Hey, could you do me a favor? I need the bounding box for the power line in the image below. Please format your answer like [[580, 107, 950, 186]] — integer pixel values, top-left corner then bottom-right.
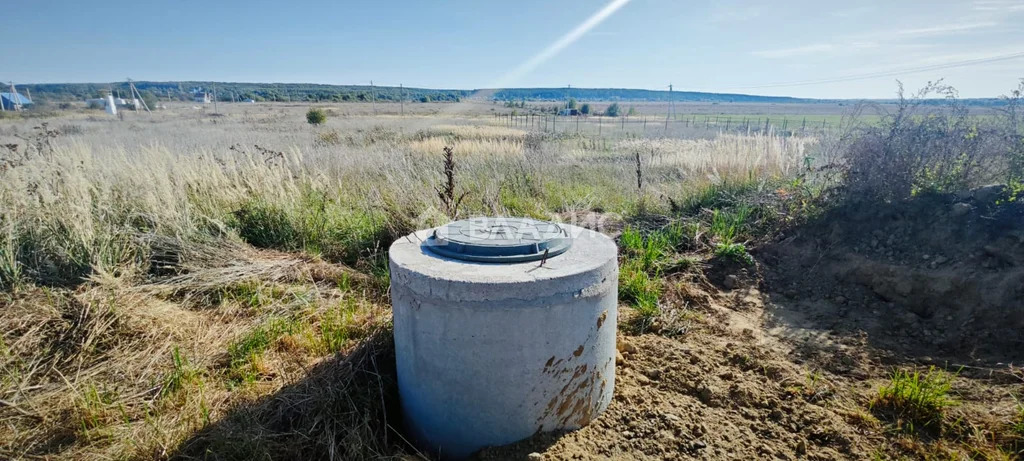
[[728, 51, 1024, 90]]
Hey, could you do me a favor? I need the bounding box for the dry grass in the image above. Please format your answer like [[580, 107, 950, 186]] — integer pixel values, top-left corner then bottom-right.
[[0, 104, 823, 459], [613, 131, 815, 177], [408, 136, 524, 157]]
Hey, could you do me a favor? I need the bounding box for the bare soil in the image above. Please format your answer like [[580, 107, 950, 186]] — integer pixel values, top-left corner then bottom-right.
[[479, 195, 1024, 460]]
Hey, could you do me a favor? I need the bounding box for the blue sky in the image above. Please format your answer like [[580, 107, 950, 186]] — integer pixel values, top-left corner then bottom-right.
[[4, 0, 1023, 98]]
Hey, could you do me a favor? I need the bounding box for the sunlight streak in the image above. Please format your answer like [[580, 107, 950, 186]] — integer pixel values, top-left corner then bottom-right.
[[489, 0, 632, 89]]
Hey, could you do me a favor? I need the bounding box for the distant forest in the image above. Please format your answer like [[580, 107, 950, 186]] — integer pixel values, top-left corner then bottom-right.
[[19, 82, 470, 103], [13, 81, 1007, 106], [486, 88, 812, 104]]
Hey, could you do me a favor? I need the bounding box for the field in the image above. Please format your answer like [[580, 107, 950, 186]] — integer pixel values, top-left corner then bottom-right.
[[1, 99, 1023, 460]]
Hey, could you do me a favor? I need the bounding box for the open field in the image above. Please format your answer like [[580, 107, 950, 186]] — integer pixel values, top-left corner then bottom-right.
[[1, 99, 1023, 460]]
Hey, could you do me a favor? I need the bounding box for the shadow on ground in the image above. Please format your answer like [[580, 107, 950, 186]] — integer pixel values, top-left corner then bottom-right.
[[756, 193, 1024, 370], [171, 327, 416, 460]]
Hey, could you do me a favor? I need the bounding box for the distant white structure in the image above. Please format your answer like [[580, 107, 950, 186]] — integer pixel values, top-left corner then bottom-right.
[[194, 92, 211, 104], [105, 95, 117, 115], [86, 96, 140, 112]]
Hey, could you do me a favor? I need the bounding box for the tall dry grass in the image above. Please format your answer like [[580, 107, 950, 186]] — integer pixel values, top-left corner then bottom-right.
[[0, 105, 823, 459], [0, 109, 817, 288]]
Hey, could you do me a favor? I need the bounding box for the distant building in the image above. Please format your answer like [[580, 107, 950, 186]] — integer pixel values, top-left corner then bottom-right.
[[1, 92, 32, 111], [84, 97, 141, 110], [242, 98, 255, 103], [558, 108, 581, 116], [194, 93, 212, 104]]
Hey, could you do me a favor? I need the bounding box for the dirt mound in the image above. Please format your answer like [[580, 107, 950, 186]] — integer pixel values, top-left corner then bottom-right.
[[760, 192, 1024, 364], [478, 294, 879, 461]]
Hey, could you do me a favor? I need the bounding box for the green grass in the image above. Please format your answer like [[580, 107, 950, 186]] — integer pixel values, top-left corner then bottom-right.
[[230, 199, 297, 250], [713, 242, 754, 265], [76, 383, 123, 433], [228, 194, 396, 265], [619, 227, 676, 328], [161, 347, 203, 397], [1012, 396, 1024, 438], [709, 206, 751, 245], [659, 220, 698, 251], [316, 300, 360, 355], [620, 260, 661, 316], [620, 227, 671, 272], [871, 367, 958, 436], [227, 316, 304, 383], [667, 113, 880, 129], [219, 281, 287, 309]]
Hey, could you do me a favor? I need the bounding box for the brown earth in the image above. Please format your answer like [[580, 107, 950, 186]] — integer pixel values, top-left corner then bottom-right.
[[478, 194, 1024, 460]]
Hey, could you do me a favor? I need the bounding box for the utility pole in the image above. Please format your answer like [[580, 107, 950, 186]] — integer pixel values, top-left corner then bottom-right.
[[370, 80, 377, 115], [127, 78, 151, 113], [24, 87, 30, 103], [213, 85, 218, 113], [665, 84, 675, 131], [8, 82, 20, 111], [400, 83, 404, 116]]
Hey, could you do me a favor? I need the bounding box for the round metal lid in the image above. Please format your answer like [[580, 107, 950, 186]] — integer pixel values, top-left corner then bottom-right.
[[423, 217, 572, 263]]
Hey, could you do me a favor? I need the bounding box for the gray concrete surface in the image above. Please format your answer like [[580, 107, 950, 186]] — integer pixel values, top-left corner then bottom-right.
[[390, 223, 618, 460]]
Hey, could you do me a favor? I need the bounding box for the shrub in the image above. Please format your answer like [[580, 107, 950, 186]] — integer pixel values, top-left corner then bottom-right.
[[315, 130, 342, 146], [580, 103, 591, 115], [306, 107, 327, 125], [842, 82, 1016, 202], [605, 103, 621, 117]]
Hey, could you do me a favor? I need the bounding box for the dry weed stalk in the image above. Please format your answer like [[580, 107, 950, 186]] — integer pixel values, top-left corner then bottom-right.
[[435, 146, 467, 219]]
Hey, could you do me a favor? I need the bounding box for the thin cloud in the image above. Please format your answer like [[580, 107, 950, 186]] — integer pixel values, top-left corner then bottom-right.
[[894, 21, 997, 37], [754, 21, 998, 59], [752, 43, 834, 59], [973, 0, 1024, 12]]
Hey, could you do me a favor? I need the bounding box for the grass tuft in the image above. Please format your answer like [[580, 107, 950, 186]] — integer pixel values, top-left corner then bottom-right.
[[871, 367, 958, 436], [161, 346, 204, 398], [713, 242, 754, 265], [227, 316, 304, 383]]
